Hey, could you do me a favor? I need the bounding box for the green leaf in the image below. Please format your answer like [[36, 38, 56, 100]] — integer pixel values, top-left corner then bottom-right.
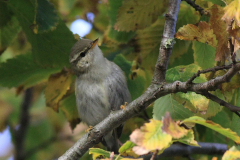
[[34, 0, 59, 33], [176, 2, 201, 31], [193, 41, 216, 70], [153, 94, 194, 120], [0, 1, 13, 28], [182, 116, 240, 144], [0, 16, 21, 53], [119, 141, 136, 154], [108, 0, 135, 43], [203, 0, 226, 6], [175, 130, 199, 146], [166, 64, 207, 83], [114, 54, 151, 100], [59, 93, 80, 130], [0, 54, 61, 88], [114, 0, 168, 32], [8, 0, 77, 67], [89, 148, 111, 159]]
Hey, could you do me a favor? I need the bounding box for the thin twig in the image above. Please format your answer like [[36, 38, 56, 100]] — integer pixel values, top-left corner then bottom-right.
[[182, 0, 205, 15], [200, 92, 240, 116], [150, 150, 158, 160], [186, 64, 234, 84], [14, 88, 33, 160]]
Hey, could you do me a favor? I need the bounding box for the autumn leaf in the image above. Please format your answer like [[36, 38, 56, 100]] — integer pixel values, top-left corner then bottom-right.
[[162, 112, 188, 139], [181, 116, 240, 144], [114, 0, 168, 32], [222, 146, 240, 160], [209, 5, 229, 61], [44, 70, 73, 112], [130, 119, 172, 155], [222, 0, 240, 27], [119, 141, 139, 158], [176, 21, 218, 47], [175, 130, 199, 146]]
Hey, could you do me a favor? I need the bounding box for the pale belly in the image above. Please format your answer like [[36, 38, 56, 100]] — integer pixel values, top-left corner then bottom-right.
[[75, 80, 110, 126]]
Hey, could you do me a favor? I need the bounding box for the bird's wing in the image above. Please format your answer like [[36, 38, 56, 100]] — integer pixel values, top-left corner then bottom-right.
[[105, 62, 131, 111]]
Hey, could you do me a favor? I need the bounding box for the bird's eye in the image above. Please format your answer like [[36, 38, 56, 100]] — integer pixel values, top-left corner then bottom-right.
[[80, 52, 86, 57]]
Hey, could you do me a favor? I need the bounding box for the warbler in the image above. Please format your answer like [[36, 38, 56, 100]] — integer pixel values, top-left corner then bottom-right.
[[69, 38, 131, 153]]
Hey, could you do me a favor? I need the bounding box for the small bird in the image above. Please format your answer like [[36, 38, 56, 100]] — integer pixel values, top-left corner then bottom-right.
[[69, 38, 131, 153]]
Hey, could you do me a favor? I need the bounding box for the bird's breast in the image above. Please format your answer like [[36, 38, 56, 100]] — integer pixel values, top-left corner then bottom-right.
[[75, 78, 110, 126]]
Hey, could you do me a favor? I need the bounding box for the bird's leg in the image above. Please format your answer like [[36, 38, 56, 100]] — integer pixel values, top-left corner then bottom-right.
[[85, 126, 93, 132], [120, 102, 128, 110]]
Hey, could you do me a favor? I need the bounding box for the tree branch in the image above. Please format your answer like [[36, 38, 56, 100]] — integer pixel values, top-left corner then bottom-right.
[[200, 92, 240, 115], [182, 0, 205, 15], [152, 0, 180, 83], [143, 142, 227, 159], [14, 88, 33, 160]]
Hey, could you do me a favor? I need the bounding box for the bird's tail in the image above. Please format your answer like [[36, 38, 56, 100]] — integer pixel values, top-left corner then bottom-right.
[[102, 129, 119, 154]]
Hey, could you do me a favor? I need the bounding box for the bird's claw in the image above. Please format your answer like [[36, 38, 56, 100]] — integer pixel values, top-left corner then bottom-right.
[[85, 126, 93, 132], [120, 102, 128, 110]]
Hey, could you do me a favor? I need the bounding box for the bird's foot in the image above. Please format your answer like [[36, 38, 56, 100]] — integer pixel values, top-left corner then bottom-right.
[[120, 102, 128, 110], [85, 126, 93, 132]]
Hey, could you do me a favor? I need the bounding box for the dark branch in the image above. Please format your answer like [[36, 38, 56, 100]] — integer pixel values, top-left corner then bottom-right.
[[186, 64, 234, 84], [143, 142, 227, 159], [14, 88, 33, 160], [182, 0, 205, 15], [200, 92, 240, 116]]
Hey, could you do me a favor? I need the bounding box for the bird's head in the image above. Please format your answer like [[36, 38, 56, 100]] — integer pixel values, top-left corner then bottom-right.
[[69, 38, 100, 73]]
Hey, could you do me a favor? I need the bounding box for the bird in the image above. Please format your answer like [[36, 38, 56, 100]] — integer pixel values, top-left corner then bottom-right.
[[69, 38, 131, 153]]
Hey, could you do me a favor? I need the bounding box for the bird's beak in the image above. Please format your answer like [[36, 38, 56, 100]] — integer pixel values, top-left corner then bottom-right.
[[90, 38, 99, 49]]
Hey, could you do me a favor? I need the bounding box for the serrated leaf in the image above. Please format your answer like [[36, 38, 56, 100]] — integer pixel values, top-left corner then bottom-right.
[[0, 16, 20, 53], [193, 41, 216, 70], [130, 119, 172, 155], [107, 0, 135, 43], [166, 64, 207, 83], [176, 129, 199, 146], [209, 5, 229, 61], [89, 148, 111, 160], [119, 141, 139, 158], [114, 0, 168, 32], [222, 0, 240, 27], [182, 116, 240, 144], [33, 0, 59, 34], [8, 0, 77, 67], [162, 112, 188, 139], [173, 92, 210, 114], [0, 54, 61, 88], [153, 94, 194, 121], [44, 70, 72, 112], [176, 22, 218, 47], [176, 2, 201, 31], [222, 146, 240, 160], [59, 93, 80, 130]]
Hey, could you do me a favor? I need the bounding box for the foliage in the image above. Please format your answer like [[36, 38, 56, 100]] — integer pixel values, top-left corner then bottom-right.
[[0, 0, 240, 159]]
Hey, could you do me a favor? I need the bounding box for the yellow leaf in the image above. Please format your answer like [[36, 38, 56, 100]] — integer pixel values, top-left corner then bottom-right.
[[176, 21, 218, 47], [44, 70, 72, 112], [209, 5, 229, 61], [222, 0, 240, 27], [222, 146, 240, 160], [162, 112, 188, 139], [176, 130, 199, 146], [114, 0, 168, 32], [182, 116, 240, 144], [130, 119, 172, 155]]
